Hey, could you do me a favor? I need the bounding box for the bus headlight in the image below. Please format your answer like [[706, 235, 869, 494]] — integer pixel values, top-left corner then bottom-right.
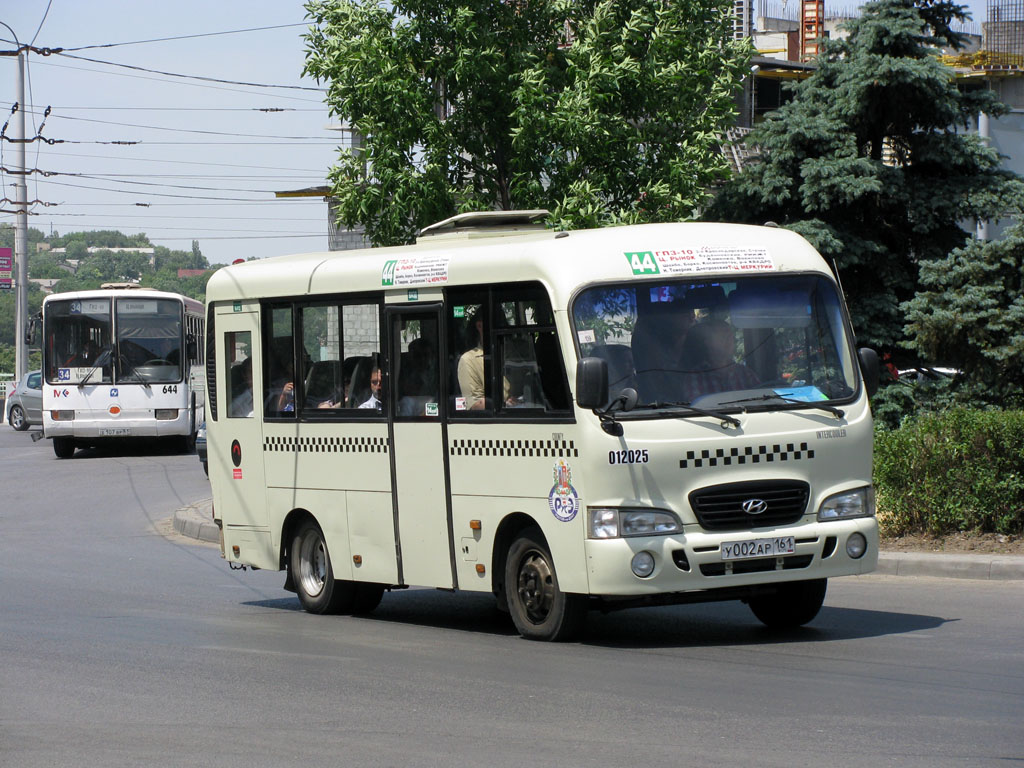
[[631, 551, 656, 578], [155, 409, 179, 420], [588, 508, 681, 539], [50, 410, 75, 421], [818, 486, 875, 521]]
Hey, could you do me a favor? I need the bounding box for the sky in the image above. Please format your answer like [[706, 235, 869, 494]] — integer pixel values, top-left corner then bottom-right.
[[0, 0, 995, 267], [1, 0, 343, 266]]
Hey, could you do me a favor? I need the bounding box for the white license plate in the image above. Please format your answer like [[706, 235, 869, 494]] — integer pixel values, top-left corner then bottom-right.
[[721, 536, 795, 561], [99, 428, 132, 437]]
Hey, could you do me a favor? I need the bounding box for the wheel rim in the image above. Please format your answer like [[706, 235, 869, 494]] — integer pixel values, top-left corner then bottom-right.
[[11, 407, 24, 428], [516, 549, 555, 624], [297, 529, 328, 598]]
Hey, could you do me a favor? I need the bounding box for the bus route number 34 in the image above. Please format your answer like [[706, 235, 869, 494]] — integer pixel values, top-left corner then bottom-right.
[[609, 449, 649, 465], [162, 384, 179, 394]]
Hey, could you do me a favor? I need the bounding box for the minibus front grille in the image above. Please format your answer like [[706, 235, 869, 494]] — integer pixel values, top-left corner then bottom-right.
[[689, 480, 809, 531]]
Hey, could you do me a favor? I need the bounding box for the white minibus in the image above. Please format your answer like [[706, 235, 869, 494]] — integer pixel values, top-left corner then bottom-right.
[[205, 212, 879, 640]]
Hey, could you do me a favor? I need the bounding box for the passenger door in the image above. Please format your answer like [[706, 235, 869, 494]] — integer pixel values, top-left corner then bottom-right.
[[386, 306, 455, 588]]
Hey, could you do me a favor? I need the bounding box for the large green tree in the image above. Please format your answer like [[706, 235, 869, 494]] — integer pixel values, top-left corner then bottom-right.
[[706, 0, 1024, 355], [303, 0, 750, 245], [902, 219, 1024, 405]]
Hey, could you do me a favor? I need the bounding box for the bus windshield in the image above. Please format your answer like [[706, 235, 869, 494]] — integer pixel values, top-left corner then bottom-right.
[[45, 297, 184, 385], [115, 297, 184, 384], [571, 274, 858, 411], [45, 298, 114, 385]]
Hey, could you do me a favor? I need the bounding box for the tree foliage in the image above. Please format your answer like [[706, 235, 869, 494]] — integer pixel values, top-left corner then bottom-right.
[[303, 0, 750, 245], [705, 0, 1024, 354], [902, 219, 1024, 406]]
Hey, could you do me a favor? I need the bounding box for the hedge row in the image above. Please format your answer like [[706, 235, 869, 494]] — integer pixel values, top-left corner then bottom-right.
[[873, 409, 1024, 536]]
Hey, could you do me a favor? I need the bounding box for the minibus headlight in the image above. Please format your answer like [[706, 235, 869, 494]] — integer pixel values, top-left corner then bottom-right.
[[620, 510, 681, 537], [155, 409, 179, 420], [589, 508, 619, 539], [588, 508, 681, 539], [818, 486, 875, 521]]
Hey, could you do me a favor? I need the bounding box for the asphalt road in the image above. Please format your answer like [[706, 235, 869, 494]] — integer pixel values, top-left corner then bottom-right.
[[2, 427, 1023, 767]]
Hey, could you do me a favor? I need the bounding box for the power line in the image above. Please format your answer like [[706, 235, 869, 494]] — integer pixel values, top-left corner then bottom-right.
[[58, 23, 309, 51], [13, 58, 326, 104], [38, 111, 335, 140], [55, 51, 326, 92], [29, 149, 327, 172]]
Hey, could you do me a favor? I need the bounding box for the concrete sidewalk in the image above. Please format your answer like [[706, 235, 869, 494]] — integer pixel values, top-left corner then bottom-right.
[[172, 499, 1024, 581]]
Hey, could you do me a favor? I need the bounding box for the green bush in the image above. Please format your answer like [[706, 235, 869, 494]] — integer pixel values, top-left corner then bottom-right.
[[874, 409, 1024, 536]]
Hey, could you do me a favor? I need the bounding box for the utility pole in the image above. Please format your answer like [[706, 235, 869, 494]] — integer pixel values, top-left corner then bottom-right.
[[1, 22, 29, 382]]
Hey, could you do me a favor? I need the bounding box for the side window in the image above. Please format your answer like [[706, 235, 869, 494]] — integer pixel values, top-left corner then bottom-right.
[[448, 283, 570, 417], [27, 372, 41, 390], [391, 312, 440, 418], [299, 300, 383, 414], [448, 291, 490, 413], [264, 305, 296, 418], [496, 286, 571, 413], [225, 331, 254, 418]]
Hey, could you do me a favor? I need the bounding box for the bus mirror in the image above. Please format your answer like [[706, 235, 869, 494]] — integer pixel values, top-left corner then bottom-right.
[[26, 312, 40, 345], [576, 357, 609, 410], [858, 347, 879, 398]]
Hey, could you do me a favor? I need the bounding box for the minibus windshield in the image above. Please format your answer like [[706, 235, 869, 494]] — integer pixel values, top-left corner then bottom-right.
[[571, 274, 858, 412]]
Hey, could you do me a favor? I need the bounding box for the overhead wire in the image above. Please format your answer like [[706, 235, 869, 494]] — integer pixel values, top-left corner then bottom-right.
[[58, 23, 309, 51]]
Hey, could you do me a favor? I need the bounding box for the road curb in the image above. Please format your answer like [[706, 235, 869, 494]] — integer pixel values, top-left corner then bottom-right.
[[171, 499, 1024, 580], [172, 499, 219, 544]]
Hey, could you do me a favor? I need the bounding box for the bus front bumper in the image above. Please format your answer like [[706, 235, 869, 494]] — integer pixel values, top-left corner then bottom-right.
[[44, 408, 193, 439], [584, 517, 878, 597]]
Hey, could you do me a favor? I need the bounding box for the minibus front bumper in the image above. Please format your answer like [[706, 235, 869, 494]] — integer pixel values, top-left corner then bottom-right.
[[583, 517, 878, 597]]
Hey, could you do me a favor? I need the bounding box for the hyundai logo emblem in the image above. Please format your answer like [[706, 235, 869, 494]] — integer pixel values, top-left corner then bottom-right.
[[742, 498, 768, 515]]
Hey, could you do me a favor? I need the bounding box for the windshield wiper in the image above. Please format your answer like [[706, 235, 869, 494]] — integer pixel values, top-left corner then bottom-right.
[[76, 364, 97, 389], [636, 401, 741, 428], [118, 365, 151, 390], [720, 393, 845, 419]]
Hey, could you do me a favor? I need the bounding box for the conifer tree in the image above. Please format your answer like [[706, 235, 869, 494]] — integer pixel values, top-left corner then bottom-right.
[[706, 0, 1024, 354]]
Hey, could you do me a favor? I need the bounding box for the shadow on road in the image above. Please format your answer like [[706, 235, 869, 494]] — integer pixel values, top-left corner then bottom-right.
[[244, 588, 953, 647]]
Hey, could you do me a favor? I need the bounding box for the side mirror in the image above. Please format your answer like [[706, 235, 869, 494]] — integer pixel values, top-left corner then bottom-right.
[[858, 348, 879, 398], [26, 312, 40, 345], [576, 357, 609, 410]]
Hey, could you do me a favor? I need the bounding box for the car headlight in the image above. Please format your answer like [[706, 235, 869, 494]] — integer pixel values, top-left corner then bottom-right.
[[818, 486, 875, 521], [588, 508, 682, 539]]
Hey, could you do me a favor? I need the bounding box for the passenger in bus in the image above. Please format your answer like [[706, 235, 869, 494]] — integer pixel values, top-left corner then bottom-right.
[[229, 357, 254, 417], [68, 339, 102, 367], [681, 319, 759, 400], [632, 304, 695, 405], [457, 307, 511, 409], [358, 365, 383, 410]]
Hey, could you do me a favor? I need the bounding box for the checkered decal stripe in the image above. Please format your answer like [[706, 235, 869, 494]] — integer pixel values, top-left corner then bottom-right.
[[680, 442, 814, 469], [450, 439, 578, 458], [264, 436, 389, 454]]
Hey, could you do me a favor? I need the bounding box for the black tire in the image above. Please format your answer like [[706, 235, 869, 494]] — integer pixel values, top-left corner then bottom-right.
[[505, 528, 586, 641], [352, 583, 385, 614], [53, 437, 76, 459], [290, 521, 355, 614], [9, 405, 28, 431], [748, 578, 827, 629], [201, 460, 208, 477]]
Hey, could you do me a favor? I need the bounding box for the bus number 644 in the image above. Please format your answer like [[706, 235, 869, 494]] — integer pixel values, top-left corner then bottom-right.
[[162, 384, 178, 395]]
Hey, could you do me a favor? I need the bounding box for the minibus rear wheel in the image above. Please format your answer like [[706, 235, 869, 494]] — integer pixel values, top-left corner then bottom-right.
[[290, 520, 355, 614], [505, 528, 586, 641], [748, 578, 827, 629]]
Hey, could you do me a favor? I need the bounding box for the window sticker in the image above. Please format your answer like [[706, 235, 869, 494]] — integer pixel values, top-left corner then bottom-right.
[[425, 402, 439, 417], [455, 397, 467, 411], [548, 460, 580, 522], [625, 247, 775, 276], [774, 385, 828, 402], [577, 329, 596, 344]]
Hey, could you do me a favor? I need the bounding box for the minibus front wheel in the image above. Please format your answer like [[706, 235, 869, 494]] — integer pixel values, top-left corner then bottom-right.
[[747, 578, 827, 629], [505, 528, 586, 642]]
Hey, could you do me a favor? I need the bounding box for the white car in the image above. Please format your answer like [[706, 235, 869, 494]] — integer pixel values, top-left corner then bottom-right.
[[6, 370, 43, 431]]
